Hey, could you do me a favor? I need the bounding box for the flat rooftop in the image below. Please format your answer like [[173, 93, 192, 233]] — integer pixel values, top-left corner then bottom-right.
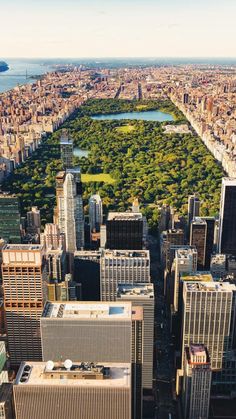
[[117, 283, 154, 299], [15, 362, 131, 388], [42, 301, 133, 320], [3, 244, 43, 251], [185, 281, 236, 292], [107, 212, 143, 221], [181, 272, 213, 282], [102, 250, 149, 258]]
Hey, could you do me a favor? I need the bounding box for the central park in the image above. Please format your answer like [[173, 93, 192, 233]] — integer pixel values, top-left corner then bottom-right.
[[2, 98, 223, 230]]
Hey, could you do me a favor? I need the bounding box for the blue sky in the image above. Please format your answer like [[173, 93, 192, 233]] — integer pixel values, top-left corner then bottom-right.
[[0, 0, 235, 58]]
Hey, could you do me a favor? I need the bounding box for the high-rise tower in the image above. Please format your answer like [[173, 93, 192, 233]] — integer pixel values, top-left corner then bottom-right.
[[89, 194, 103, 233], [219, 177, 236, 256], [2, 244, 47, 366]]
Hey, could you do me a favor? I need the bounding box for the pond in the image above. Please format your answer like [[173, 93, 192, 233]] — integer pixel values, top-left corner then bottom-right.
[[73, 148, 89, 158], [91, 110, 174, 122]]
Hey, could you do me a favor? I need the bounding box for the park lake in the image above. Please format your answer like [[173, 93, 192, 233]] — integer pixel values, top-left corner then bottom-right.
[[91, 109, 174, 122]]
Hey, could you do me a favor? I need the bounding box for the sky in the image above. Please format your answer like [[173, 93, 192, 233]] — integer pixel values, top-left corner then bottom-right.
[[0, 0, 235, 58]]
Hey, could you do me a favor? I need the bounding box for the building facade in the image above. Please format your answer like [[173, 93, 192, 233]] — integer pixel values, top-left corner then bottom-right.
[[219, 177, 236, 256]]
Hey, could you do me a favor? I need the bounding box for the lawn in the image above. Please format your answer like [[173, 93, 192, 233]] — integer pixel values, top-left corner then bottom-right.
[[81, 173, 116, 184], [116, 125, 136, 133], [136, 104, 148, 110]]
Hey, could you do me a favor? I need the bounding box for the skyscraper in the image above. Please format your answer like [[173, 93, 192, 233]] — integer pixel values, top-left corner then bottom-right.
[[89, 194, 103, 233], [55, 170, 84, 252], [190, 218, 207, 270], [41, 301, 143, 419], [188, 195, 200, 228], [202, 216, 215, 269], [182, 344, 211, 419], [26, 206, 41, 235], [219, 177, 236, 256], [0, 194, 21, 244], [117, 283, 154, 390], [60, 130, 73, 169], [181, 281, 236, 370], [2, 244, 47, 366], [106, 212, 146, 250], [173, 247, 197, 313], [100, 249, 150, 301], [14, 361, 132, 419]]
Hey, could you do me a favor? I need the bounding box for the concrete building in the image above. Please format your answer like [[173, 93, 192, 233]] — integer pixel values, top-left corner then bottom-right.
[[26, 207, 41, 235], [117, 283, 154, 390], [2, 244, 47, 366], [0, 383, 14, 419], [182, 344, 211, 419], [210, 254, 226, 278], [89, 194, 103, 233], [219, 178, 236, 256], [41, 223, 65, 251], [181, 281, 236, 370], [14, 361, 132, 419], [100, 249, 150, 301], [173, 247, 197, 313], [40, 301, 143, 419]]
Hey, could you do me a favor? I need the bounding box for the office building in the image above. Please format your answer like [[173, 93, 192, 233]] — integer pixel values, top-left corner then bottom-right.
[[0, 383, 14, 419], [74, 250, 101, 300], [117, 283, 154, 390], [158, 204, 171, 233], [60, 130, 73, 169], [14, 361, 132, 419], [181, 281, 236, 370], [100, 249, 150, 301], [45, 249, 66, 282], [190, 218, 207, 270], [2, 244, 47, 366], [210, 254, 226, 278], [89, 194, 103, 233], [182, 344, 211, 419], [160, 229, 185, 269], [219, 178, 236, 256], [188, 195, 200, 228], [0, 343, 8, 386], [47, 279, 80, 302], [0, 194, 21, 244], [55, 171, 84, 252], [106, 212, 146, 250], [41, 223, 65, 251], [132, 198, 140, 213], [26, 207, 41, 235], [203, 217, 215, 269], [41, 301, 143, 419], [173, 247, 197, 313]]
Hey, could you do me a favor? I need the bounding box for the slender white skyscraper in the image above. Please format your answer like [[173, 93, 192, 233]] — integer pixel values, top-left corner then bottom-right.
[[89, 194, 103, 232], [63, 172, 84, 252]]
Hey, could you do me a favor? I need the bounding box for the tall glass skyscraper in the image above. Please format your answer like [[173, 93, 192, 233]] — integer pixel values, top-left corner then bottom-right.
[[0, 194, 21, 243], [219, 178, 236, 256]]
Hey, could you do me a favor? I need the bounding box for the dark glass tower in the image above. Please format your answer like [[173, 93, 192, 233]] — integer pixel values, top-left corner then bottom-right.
[[0, 194, 21, 243], [219, 178, 236, 256], [106, 213, 144, 250]]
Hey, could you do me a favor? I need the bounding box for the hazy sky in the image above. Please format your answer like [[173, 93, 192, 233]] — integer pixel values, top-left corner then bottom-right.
[[0, 0, 235, 58]]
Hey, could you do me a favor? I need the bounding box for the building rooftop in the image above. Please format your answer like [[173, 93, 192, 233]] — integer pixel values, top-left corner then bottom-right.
[[102, 249, 149, 258], [107, 212, 143, 221], [15, 361, 131, 388], [3, 244, 42, 251], [42, 301, 133, 320], [181, 272, 213, 282], [185, 281, 236, 292], [117, 283, 154, 299]]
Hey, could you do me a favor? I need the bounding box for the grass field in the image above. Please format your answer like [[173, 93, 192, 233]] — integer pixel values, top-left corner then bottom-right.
[[136, 104, 148, 110], [81, 173, 116, 184], [116, 125, 136, 133]]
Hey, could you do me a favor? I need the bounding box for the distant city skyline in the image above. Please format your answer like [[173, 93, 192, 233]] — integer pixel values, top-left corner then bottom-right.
[[0, 0, 236, 58]]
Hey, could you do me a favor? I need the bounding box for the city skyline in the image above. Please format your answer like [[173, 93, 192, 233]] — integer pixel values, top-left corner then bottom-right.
[[0, 0, 236, 58]]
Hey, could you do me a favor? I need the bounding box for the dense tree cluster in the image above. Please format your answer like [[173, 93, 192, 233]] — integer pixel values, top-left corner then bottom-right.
[[2, 99, 223, 229]]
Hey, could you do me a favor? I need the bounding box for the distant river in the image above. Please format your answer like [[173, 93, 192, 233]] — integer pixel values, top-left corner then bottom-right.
[[91, 110, 174, 122], [0, 59, 53, 93]]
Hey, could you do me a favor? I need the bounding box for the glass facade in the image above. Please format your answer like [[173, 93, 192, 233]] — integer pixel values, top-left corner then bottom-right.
[[0, 195, 21, 243]]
